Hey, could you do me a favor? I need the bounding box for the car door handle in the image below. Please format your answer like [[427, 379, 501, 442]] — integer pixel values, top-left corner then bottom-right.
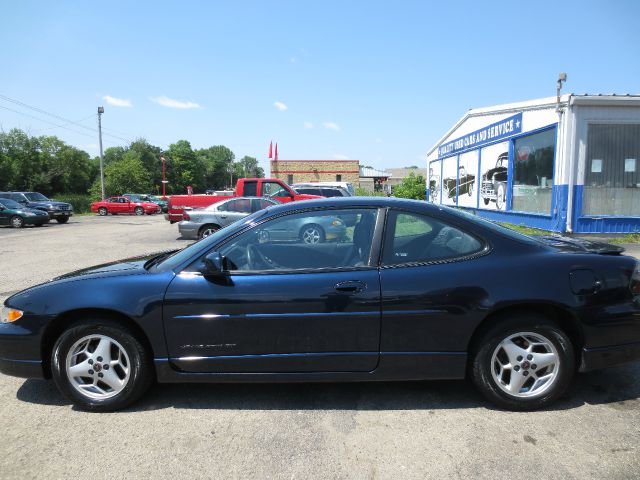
[[220, 215, 227, 219], [334, 281, 367, 294]]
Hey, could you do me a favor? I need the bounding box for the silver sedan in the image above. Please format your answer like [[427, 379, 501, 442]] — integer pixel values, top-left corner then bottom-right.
[[179, 197, 279, 240]]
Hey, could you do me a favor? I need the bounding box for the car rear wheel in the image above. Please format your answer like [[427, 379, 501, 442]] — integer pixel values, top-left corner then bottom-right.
[[10, 215, 24, 228], [134, 207, 144, 216], [470, 314, 574, 411], [51, 319, 153, 412], [56, 217, 69, 224], [199, 224, 220, 240], [98, 207, 108, 216], [300, 224, 325, 244]]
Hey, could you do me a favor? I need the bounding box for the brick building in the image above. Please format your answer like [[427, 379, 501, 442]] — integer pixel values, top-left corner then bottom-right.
[[270, 160, 360, 187]]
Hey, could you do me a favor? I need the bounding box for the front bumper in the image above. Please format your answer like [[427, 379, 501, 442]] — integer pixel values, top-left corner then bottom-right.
[[24, 215, 50, 226], [0, 321, 46, 379], [48, 210, 73, 219], [580, 341, 640, 372]]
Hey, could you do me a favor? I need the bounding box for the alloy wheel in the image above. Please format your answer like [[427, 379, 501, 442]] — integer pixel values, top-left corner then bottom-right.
[[302, 226, 321, 244], [11, 216, 24, 228], [65, 334, 131, 400], [490, 331, 560, 398]]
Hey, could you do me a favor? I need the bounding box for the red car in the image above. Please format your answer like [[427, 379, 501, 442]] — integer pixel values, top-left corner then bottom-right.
[[91, 196, 161, 216]]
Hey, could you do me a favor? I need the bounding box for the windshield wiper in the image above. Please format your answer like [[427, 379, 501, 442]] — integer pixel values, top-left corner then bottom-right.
[[144, 250, 178, 270]]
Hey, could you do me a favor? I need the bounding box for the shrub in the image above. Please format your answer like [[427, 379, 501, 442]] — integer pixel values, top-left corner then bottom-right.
[[51, 194, 93, 214]]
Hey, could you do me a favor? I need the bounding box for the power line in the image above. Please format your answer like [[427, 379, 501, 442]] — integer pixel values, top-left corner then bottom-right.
[[0, 103, 104, 141], [0, 93, 134, 144]]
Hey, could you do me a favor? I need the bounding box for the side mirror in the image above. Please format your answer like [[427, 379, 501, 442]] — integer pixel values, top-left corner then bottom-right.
[[203, 251, 229, 276]]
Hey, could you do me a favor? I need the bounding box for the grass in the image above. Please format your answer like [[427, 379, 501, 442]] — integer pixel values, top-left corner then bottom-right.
[[609, 233, 640, 245], [497, 222, 550, 236]]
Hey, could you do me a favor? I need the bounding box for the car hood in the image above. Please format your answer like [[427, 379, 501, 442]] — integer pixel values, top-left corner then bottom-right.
[[296, 194, 324, 200], [52, 251, 171, 281], [27, 201, 71, 208], [536, 235, 625, 255]]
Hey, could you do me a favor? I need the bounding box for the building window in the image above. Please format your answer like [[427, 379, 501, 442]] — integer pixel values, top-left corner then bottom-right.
[[336, 174, 342, 181], [583, 124, 640, 216], [512, 128, 556, 214], [287, 174, 294, 184]]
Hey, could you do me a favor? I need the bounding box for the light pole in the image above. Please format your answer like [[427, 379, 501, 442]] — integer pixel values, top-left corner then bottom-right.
[[556, 72, 567, 113], [97, 106, 105, 200], [160, 155, 168, 199]]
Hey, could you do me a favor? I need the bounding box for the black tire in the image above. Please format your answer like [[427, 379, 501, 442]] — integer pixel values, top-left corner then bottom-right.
[[134, 207, 144, 216], [50, 318, 153, 412], [483, 198, 490, 205], [56, 217, 69, 224], [198, 224, 220, 240], [10, 215, 24, 228], [300, 224, 325, 244], [98, 207, 108, 216], [470, 313, 574, 411]]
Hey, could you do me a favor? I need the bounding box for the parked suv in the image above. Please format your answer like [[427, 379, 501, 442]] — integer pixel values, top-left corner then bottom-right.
[[0, 192, 74, 223]]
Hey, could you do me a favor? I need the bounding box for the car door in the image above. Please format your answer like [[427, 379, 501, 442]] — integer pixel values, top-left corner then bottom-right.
[[0, 201, 10, 225], [261, 180, 294, 203], [378, 209, 488, 358], [163, 207, 383, 373]]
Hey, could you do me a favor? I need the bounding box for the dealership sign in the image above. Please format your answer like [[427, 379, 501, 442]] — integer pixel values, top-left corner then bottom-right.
[[438, 112, 523, 157]]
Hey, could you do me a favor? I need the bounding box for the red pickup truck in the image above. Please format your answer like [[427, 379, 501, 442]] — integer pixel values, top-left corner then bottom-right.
[[165, 178, 321, 223]]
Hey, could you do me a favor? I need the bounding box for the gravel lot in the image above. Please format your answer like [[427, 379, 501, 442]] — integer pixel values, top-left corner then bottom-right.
[[0, 215, 639, 480]]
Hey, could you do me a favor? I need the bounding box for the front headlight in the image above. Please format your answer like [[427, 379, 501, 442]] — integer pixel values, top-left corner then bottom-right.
[[1, 307, 24, 323], [48, 205, 56, 211]]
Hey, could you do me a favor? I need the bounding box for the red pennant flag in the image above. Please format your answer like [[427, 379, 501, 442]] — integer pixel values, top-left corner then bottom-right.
[[268, 141, 273, 159], [275, 143, 278, 161]]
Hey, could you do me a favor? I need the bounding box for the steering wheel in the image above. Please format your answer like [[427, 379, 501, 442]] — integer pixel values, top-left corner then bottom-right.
[[247, 244, 275, 270]]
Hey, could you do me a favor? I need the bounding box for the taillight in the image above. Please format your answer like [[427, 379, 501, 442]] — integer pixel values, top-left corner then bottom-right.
[[632, 261, 640, 296], [182, 212, 190, 221]]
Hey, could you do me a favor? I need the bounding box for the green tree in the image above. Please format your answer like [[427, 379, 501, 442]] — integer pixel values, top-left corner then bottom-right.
[[166, 140, 205, 193], [392, 172, 427, 200], [90, 153, 152, 198], [196, 145, 235, 190], [236, 155, 264, 178]]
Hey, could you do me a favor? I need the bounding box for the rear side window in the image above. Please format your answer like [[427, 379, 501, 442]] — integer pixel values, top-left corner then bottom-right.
[[321, 189, 342, 197], [243, 181, 258, 197], [298, 188, 320, 196], [382, 211, 483, 265], [224, 199, 252, 213]]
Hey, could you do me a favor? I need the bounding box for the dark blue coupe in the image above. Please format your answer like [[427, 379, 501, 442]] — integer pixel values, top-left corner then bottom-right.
[[1, 197, 639, 411]]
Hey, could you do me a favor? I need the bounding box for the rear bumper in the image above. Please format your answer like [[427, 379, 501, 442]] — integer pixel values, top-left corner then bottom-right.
[[580, 341, 640, 372]]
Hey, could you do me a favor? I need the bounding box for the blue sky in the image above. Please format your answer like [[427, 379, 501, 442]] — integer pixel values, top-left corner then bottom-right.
[[1, 1, 639, 174]]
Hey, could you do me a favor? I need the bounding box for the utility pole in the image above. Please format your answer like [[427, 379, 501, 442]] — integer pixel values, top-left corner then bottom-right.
[[97, 106, 105, 200], [160, 155, 168, 199]]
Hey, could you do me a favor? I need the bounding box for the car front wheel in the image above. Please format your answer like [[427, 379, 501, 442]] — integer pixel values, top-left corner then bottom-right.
[[51, 319, 153, 412], [56, 217, 69, 224], [300, 224, 325, 244], [134, 207, 144, 216], [98, 207, 108, 216], [10, 215, 24, 228], [470, 314, 574, 411]]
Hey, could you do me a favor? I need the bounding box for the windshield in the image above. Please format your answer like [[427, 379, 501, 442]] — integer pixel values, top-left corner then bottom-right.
[[24, 192, 49, 201], [0, 198, 22, 209], [153, 208, 271, 272]]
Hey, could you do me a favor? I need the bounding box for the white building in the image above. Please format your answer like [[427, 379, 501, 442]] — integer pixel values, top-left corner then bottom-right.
[[426, 94, 640, 233]]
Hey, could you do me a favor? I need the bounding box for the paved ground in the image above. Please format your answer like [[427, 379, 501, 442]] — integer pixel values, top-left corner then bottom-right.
[[0, 215, 639, 480]]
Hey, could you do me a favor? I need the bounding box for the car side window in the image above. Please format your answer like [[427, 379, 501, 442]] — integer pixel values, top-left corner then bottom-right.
[[216, 208, 378, 272], [225, 199, 252, 213], [382, 211, 483, 265], [262, 182, 286, 197]]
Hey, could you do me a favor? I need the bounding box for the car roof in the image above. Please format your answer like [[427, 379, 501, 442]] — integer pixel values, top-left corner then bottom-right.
[[265, 196, 439, 215]]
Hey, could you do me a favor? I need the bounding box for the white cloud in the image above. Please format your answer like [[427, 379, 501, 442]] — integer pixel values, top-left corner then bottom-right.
[[103, 95, 132, 107], [150, 95, 203, 109], [303, 121, 314, 129], [323, 121, 340, 131], [333, 154, 350, 160], [375, 138, 383, 144], [290, 57, 297, 63], [274, 101, 288, 111]]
